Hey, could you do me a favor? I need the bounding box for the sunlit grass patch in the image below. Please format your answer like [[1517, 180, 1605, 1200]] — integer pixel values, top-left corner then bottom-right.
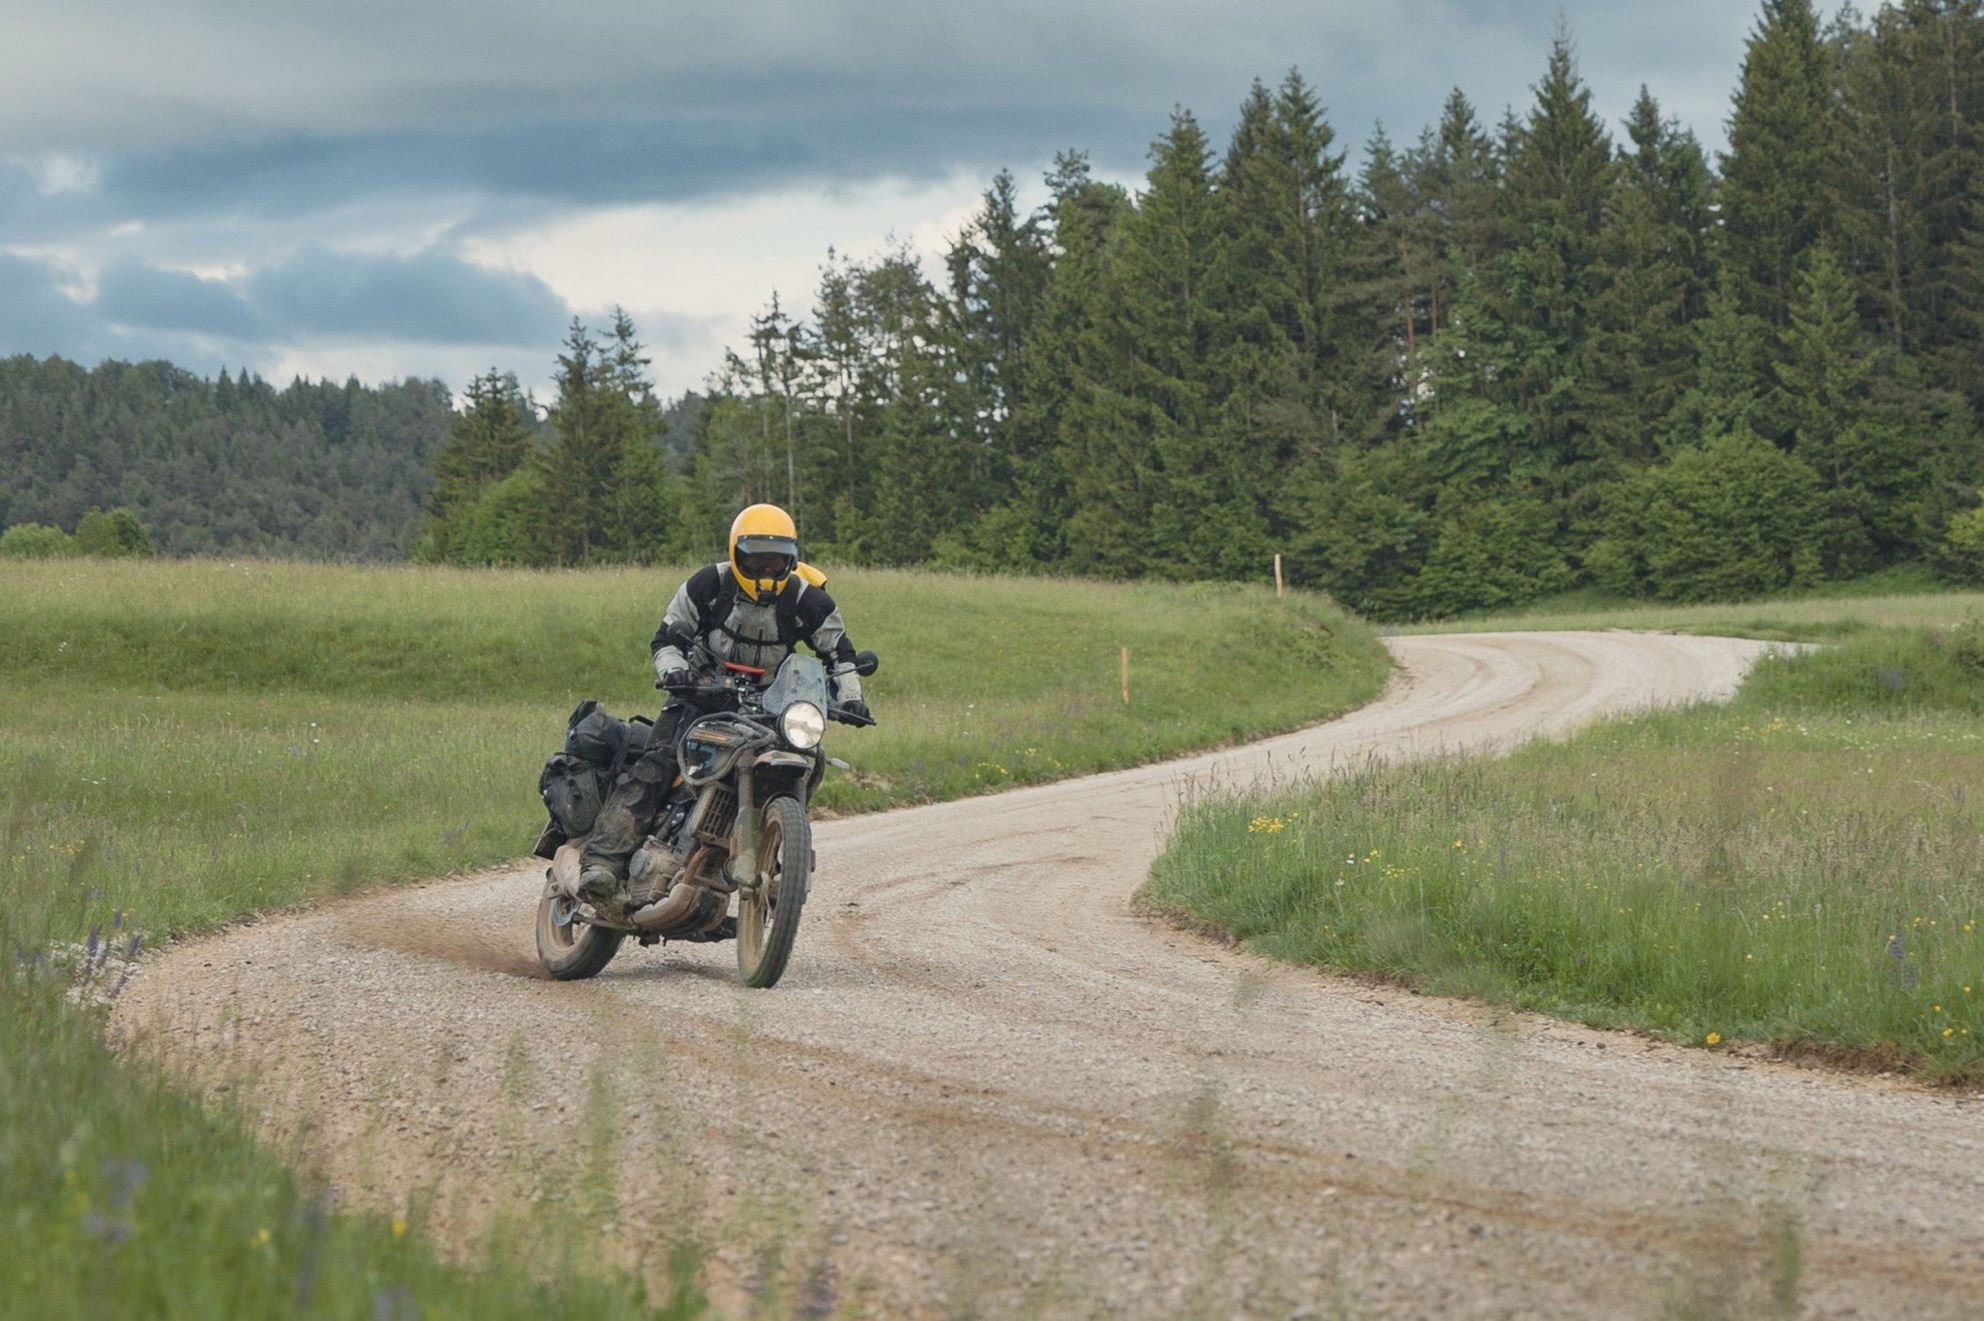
[[1148, 628, 1984, 1082], [1401, 570, 1983, 643]]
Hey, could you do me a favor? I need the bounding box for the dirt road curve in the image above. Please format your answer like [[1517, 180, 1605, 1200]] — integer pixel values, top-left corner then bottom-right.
[[116, 633, 1984, 1318]]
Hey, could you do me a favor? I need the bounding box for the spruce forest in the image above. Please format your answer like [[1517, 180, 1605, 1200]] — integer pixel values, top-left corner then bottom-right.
[[7, 0, 1983, 620]]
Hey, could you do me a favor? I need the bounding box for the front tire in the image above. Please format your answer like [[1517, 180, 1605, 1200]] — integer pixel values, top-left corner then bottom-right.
[[737, 796, 809, 988], [536, 893, 624, 980]]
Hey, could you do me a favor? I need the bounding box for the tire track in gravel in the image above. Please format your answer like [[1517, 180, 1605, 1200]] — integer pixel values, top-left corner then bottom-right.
[[114, 632, 1984, 1318]]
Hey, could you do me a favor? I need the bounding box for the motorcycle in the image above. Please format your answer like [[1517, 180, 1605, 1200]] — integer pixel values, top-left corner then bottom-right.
[[535, 647, 878, 989]]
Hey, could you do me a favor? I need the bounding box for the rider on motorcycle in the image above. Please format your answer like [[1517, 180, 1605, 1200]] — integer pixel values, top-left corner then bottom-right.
[[577, 503, 870, 904]]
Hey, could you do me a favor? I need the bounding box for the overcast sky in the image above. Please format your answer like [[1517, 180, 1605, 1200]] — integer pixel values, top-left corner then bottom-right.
[[0, 1, 1766, 401]]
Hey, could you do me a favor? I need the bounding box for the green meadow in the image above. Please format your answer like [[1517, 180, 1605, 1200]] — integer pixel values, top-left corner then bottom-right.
[[1150, 622, 1984, 1083]]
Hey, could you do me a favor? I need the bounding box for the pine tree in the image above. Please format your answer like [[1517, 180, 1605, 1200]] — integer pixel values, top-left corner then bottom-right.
[[1485, 30, 1615, 497], [1720, 0, 1836, 326], [1348, 125, 1427, 434], [1216, 71, 1361, 454], [989, 152, 1133, 569], [944, 170, 1052, 491], [1771, 245, 1926, 570], [1587, 89, 1713, 463], [1664, 276, 1775, 444], [1428, 88, 1502, 295], [1127, 110, 1267, 578], [1830, 1, 1984, 388], [421, 369, 534, 561], [540, 317, 658, 564]]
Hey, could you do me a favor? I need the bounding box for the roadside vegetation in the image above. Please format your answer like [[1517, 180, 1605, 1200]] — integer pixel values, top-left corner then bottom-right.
[[1, 556, 1385, 1317], [0, 897, 700, 1317], [1148, 623, 1984, 1084], [1406, 568, 1984, 642]]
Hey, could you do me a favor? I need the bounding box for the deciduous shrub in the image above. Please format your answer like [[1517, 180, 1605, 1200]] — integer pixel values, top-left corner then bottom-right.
[[0, 523, 79, 558], [1600, 429, 1825, 601]]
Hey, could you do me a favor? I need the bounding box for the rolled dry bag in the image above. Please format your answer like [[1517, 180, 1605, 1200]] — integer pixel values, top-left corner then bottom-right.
[[564, 700, 626, 770]]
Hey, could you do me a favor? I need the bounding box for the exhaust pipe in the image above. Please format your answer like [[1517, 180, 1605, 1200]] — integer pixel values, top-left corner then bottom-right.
[[629, 845, 729, 934]]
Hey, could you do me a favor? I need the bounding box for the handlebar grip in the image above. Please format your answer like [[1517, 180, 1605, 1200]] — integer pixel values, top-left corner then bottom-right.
[[829, 706, 877, 727]]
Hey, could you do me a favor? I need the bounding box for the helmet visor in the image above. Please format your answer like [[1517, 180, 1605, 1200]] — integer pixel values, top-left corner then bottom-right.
[[735, 535, 798, 581]]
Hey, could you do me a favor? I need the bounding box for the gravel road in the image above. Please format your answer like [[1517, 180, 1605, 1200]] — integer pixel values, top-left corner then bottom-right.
[[114, 632, 1984, 1318]]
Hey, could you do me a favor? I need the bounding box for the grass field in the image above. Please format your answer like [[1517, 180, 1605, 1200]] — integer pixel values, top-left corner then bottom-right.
[[1, 557, 1387, 1318], [1148, 624, 1984, 1083], [0, 558, 1386, 937], [1403, 569, 1982, 642]]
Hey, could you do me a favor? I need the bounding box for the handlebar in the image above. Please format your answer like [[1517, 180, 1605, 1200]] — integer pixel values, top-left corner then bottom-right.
[[657, 678, 876, 727]]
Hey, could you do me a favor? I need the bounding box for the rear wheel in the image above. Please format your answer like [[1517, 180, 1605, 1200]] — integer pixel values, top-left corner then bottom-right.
[[536, 893, 624, 980], [737, 796, 809, 988]]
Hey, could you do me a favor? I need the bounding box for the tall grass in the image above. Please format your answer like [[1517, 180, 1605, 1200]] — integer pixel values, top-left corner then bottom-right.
[[0, 832, 705, 1316], [1147, 627, 1984, 1081]]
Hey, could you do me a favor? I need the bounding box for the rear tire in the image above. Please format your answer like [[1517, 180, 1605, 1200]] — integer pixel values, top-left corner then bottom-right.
[[536, 894, 624, 980], [737, 797, 809, 988]]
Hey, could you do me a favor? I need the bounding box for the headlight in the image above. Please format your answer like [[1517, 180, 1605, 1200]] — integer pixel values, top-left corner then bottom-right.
[[779, 701, 825, 750]]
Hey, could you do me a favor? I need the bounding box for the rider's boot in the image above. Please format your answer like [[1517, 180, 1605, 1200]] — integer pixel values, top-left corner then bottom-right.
[[576, 865, 622, 906]]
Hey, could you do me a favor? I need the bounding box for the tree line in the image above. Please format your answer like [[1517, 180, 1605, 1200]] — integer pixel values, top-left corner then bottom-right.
[[0, 355, 451, 559], [424, 0, 1984, 615], [5, 1, 1980, 616]]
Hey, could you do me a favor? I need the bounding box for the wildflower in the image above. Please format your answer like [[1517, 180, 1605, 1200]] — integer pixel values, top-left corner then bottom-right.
[[250, 1227, 271, 1248], [391, 1217, 407, 1238], [1935, 1004, 1944, 1014], [1944, 1028, 1957, 1039], [1705, 1032, 1722, 1046]]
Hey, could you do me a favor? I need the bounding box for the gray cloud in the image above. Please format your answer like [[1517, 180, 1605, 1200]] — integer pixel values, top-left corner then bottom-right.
[[0, 252, 97, 359], [97, 258, 264, 338], [1, 244, 574, 374], [1, 1, 1755, 229], [242, 245, 568, 345]]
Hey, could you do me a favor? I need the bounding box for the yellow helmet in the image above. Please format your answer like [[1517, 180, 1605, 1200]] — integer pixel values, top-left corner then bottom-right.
[[729, 503, 800, 601]]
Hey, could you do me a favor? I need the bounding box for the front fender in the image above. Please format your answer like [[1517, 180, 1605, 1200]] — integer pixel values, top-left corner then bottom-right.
[[753, 751, 814, 771]]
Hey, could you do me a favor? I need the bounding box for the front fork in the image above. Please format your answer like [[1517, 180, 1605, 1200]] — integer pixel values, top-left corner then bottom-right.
[[730, 768, 760, 892]]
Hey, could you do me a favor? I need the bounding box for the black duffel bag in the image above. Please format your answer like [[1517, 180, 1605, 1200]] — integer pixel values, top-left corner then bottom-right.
[[539, 753, 604, 838]]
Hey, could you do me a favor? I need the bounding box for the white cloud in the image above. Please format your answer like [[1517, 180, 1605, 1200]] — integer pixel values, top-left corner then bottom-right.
[[27, 152, 103, 196], [464, 168, 1034, 396]]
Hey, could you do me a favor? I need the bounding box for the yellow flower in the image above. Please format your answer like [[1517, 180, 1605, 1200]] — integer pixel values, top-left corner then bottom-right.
[[391, 1217, 407, 1238], [1705, 1032, 1722, 1046], [1934, 1004, 1944, 1014], [250, 1227, 271, 1248], [1944, 1027, 1957, 1039]]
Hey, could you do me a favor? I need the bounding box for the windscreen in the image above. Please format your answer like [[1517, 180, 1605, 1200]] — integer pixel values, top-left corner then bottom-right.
[[762, 653, 828, 716]]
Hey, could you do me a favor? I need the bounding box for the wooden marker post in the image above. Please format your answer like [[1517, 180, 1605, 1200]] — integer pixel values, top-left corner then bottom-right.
[[1121, 646, 1130, 706], [1274, 552, 1284, 597]]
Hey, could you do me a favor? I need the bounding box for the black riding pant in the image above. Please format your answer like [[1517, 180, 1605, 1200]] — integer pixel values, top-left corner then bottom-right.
[[579, 702, 694, 880]]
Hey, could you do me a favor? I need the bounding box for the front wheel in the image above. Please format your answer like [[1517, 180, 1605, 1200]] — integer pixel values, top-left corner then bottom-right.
[[536, 893, 624, 980], [737, 796, 810, 988]]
